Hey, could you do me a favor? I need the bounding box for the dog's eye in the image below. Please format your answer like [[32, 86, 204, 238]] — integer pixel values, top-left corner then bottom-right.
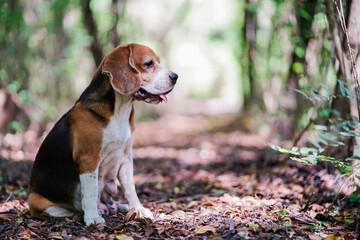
[[144, 60, 153, 68]]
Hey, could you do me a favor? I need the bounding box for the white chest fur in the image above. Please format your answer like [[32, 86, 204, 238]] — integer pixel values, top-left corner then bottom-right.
[[98, 94, 134, 202]]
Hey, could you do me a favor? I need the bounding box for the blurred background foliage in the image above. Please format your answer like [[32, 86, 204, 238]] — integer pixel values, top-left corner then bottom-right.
[[0, 0, 359, 162]]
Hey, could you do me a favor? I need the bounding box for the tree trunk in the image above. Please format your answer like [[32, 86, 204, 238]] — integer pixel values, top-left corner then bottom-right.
[[243, 0, 258, 111], [286, 0, 319, 139], [81, 0, 104, 66], [324, 0, 355, 160]]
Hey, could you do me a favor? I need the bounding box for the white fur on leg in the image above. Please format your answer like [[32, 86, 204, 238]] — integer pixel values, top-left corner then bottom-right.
[[80, 169, 105, 225], [118, 147, 154, 220], [44, 206, 75, 218]]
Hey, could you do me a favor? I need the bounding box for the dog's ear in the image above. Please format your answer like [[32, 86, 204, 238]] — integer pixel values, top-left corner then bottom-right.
[[102, 44, 141, 95]]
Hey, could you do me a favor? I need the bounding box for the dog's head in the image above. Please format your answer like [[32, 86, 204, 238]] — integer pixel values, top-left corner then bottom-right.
[[102, 43, 178, 104]]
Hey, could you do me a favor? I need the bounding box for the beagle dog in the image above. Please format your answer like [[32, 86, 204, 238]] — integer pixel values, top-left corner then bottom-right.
[[28, 43, 178, 226]]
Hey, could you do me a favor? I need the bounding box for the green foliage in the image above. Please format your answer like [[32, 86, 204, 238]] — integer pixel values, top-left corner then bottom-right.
[[350, 190, 360, 202], [268, 78, 360, 201], [8, 121, 25, 133]]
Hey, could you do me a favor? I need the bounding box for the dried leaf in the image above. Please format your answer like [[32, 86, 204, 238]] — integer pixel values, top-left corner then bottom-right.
[[47, 232, 63, 239], [188, 216, 196, 225], [265, 199, 277, 206], [124, 208, 136, 222], [116, 234, 134, 240], [0, 215, 11, 222], [195, 225, 217, 234], [171, 210, 187, 219], [324, 235, 338, 240], [145, 226, 153, 237]]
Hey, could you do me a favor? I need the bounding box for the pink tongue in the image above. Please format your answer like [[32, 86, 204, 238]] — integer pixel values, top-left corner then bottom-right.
[[159, 94, 168, 103]]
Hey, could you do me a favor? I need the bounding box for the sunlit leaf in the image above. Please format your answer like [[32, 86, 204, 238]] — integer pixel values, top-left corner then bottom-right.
[[195, 225, 217, 234], [291, 157, 317, 165], [267, 143, 300, 155], [116, 235, 133, 240], [314, 125, 327, 131], [324, 235, 338, 240], [321, 83, 331, 99], [245, 223, 259, 232], [276, 209, 291, 216], [300, 147, 318, 155]]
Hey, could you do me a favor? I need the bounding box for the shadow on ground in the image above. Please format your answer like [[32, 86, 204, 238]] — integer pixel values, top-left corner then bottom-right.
[[0, 113, 357, 239]]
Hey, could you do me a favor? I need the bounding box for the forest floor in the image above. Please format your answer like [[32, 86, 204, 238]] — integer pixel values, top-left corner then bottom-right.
[[0, 113, 358, 239]]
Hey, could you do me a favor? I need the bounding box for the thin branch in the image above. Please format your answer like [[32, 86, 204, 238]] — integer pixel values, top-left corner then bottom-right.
[[335, 0, 360, 119]]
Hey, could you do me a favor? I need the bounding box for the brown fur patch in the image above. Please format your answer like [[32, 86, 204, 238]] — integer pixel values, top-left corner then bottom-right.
[[71, 102, 109, 174], [28, 193, 55, 219], [129, 104, 135, 132]]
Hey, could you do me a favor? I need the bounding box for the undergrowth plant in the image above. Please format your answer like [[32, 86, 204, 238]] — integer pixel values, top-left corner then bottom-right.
[[268, 79, 360, 202]]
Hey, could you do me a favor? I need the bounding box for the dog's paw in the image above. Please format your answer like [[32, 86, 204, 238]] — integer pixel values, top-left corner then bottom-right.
[[84, 214, 105, 226], [134, 206, 154, 220]]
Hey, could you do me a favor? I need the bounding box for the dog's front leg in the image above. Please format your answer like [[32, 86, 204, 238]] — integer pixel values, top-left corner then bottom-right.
[[118, 142, 154, 220], [80, 169, 105, 225]]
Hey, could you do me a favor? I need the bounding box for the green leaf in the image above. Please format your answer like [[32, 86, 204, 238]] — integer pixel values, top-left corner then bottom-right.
[[276, 209, 291, 216], [350, 190, 360, 202], [307, 137, 322, 149], [338, 79, 346, 96], [314, 125, 327, 131], [292, 62, 304, 73], [8, 121, 24, 133], [246, 223, 259, 232], [294, 46, 305, 58], [321, 83, 331, 98], [354, 146, 360, 156], [291, 156, 317, 165], [300, 147, 318, 155], [267, 143, 300, 155], [314, 135, 328, 145], [311, 91, 322, 102], [284, 223, 292, 229], [339, 131, 360, 137], [7, 80, 21, 94], [291, 146, 299, 152], [294, 89, 310, 100], [345, 87, 353, 99], [341, 169, 353, 174], [320, 132, 337, 142], [338, 122, 349, 131], [19, 89, 31, 103], [297, 9, 312, 21]]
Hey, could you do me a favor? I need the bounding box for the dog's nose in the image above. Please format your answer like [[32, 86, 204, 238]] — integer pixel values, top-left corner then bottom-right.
[[169, 73, 178, 84]]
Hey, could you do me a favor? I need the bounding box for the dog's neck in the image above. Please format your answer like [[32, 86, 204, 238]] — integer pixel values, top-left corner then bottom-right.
[[113, 92, 133, 119]]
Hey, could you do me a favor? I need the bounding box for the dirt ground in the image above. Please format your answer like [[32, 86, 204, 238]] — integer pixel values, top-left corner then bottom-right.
[[0, 113, 358, 239]]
